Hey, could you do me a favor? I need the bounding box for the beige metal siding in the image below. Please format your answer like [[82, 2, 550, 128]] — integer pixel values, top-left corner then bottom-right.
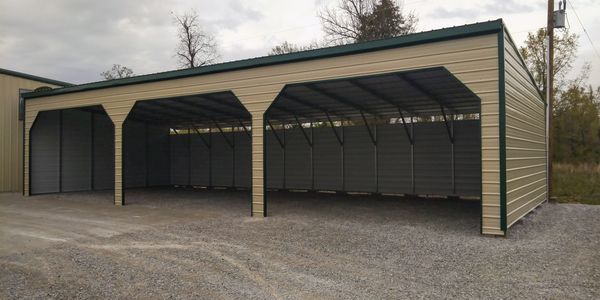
[[503, 31, 547, 227], [24, 34, 500, 230], [0, 74, 61, 192]]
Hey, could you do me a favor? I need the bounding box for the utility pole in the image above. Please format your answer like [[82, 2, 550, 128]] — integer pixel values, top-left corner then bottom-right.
[[546, 0, 554, 200]]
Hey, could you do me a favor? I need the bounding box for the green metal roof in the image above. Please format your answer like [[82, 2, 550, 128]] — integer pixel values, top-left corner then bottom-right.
[[0, 67, 73, 87], [23, 19, 504, 99]]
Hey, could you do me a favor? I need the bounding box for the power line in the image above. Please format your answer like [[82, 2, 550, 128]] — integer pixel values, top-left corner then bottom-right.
[[567, 0, 600, 59]]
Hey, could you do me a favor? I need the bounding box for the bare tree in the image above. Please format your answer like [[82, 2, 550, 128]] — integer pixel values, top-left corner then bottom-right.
[[173, 10, 219, 68], [519, 28, 579, 100], [268, 40, 321, 55], [319, 0, 417, 44], [101, 64, 134, 80]]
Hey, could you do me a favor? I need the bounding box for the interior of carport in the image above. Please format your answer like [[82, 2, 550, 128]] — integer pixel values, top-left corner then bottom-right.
[[28, 67, 481, 216], [263, 67, 481, 204], [29, 92, 254, 203]]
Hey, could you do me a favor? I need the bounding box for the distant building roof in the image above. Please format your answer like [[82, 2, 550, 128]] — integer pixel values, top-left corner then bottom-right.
[[0, 67, 72, 87]]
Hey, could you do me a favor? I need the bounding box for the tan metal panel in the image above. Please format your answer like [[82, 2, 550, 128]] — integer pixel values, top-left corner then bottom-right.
[[0, 74, 61, 192], [503, 31, 546, 229], [23, 34, 500, 228]]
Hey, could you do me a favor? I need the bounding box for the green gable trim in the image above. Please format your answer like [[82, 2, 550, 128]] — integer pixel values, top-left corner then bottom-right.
[[498, 29, 508, 234], [0, 68, 73, 87], [23, 19, 503, 99]]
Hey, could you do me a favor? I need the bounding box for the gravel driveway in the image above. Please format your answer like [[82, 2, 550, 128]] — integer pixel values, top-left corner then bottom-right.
[[1, 188, 598, 299]]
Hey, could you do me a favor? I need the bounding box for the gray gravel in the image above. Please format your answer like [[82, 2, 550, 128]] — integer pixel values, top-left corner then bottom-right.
[[1, 188, 599, 299]]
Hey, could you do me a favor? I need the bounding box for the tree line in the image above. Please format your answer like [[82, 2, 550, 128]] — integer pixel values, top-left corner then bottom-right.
[[521, 29, 600, 164]]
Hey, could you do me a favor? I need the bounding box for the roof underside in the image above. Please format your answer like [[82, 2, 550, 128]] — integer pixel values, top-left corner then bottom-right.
[[116, 67, 479, 128], [269, 67, 480, 122]]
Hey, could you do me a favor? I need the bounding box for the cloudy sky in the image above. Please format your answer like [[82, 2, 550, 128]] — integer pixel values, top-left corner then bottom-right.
[[1, 0, 598, 86]]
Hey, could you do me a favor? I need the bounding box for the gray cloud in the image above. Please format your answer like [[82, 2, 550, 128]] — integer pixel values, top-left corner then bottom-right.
[[427, 0, 543, 20], [0, 0, 264, 84]]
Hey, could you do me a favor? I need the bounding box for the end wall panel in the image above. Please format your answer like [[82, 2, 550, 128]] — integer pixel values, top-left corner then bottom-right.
[[344, 126, 376, 192], [211, 132, 234, 187], [266, 129, 284, 189], [454, 120, 481, 196], [377, 124, 411, 194], [93, 113, 114, 190], [414, 122, 452, 195], [147, 124, 170, 186], [30, 111, 60, 194], [284, 127, 312, 189], [61, 109, 92, 192], [123, 121, 147, 188], [190, 133, 211, 186], [234, 131, 251, 188], [170, 134, 190, 185], [313, 127, 342, 191]]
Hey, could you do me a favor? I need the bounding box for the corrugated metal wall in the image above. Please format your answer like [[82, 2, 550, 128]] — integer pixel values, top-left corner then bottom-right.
[[234, 131, 251, 188], [30, 111, 60, 194], [0, 74, 61, 192], [284, 126, 312, 189], [170, 134, 190, 185], [29, 109, 115, 194], [169, 130, 251, 188], [93, 113, 114, 190], [414, 122, 453, 195], [503, 31, 547, 228], [190, 133, 210, 186], [313, 127, 343, 191], [61, 109, 92, 192], [124, 121, 147, 188], [263, 121, 480, 196], [377, 124, 412, 193], [211, 132, 234, 187], [266, 129, 284, 189], [147, 124, 170, 186]]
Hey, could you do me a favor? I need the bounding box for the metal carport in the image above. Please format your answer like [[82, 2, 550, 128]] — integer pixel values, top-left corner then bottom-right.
[[22, 19, 546, 235]]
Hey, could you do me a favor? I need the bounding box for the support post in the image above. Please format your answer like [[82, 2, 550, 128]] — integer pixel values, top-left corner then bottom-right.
[[547, 0, 554, 199], [114, 122, 124, 205], [102, 102, 134, 206], [251, 113, 266, 216], [232, 125, 235, 187], [411, 117, 415, 194], [310, 121, 314, 190], [451, 116, 456, 194]]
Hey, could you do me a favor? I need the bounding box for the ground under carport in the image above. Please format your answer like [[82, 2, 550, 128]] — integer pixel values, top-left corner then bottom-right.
[[0, 189, 598, 299]]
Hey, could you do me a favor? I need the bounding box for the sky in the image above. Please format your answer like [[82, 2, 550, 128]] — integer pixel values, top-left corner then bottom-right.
[[1, 0, 598, 87]]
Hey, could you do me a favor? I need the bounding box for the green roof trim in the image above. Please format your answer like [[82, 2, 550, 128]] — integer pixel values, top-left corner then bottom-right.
[[23, 19, 503, 99], [0, 67, 73, 87]]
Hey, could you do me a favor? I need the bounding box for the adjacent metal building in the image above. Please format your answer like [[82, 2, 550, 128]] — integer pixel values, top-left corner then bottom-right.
[[21, 20, 546, 236], [0, 68, 71, 192]]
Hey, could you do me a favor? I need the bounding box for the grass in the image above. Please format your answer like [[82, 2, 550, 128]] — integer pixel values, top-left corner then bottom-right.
[[552, 163, 600, 205]]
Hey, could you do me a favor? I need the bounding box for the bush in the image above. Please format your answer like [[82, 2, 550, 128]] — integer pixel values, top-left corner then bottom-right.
[[552, 163, 600, 204]]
